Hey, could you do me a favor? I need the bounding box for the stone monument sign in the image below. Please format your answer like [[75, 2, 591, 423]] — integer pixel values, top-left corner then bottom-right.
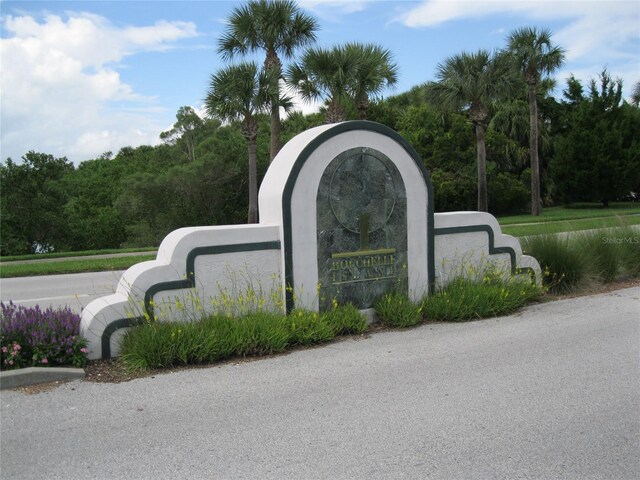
[[81, 121, 540, 359]]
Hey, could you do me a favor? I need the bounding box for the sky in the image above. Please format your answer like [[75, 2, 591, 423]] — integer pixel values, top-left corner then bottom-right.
[[1, 0, 639, 164]]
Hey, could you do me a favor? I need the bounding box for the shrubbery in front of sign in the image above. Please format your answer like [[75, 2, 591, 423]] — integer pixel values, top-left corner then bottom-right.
[[0, 303, 89, 370]]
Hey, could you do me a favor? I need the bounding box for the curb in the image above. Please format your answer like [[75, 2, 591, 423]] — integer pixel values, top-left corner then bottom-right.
[[0, 250, 157, 266], [0, 367, 85, 390]]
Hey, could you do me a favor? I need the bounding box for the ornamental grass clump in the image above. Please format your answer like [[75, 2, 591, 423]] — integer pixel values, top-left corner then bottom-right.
[[523, 227, 640, 292], [608, 226, 640, 278], [522, 234, 586, 294], [589, 225, 640, 281], [576, 230, 623, 283], [287, 309, 335, 346], [321, 303, 368, 336], [119, 305, 369, 372], [374, 292, 422, 328], [422, 274, 542, 322], [0, 302, 88, 370]]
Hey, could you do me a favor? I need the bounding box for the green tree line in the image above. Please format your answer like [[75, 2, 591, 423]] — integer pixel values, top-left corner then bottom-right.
[[2, 0, 639, 256]]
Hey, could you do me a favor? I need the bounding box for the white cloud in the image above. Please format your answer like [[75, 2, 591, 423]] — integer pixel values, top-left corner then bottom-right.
[[398, 0, 640, 95], [398, 0, 637, 27], [289, 92, 323, 117], [300, 0, 369, 21], [0, 11, 197, 163], [282, 79, 322, 117]]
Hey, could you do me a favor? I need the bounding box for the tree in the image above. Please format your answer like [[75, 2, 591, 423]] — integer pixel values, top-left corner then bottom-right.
[[427, 50, 517, 212], [218, 0, 319, 162], [629, 81, 640, 107], [508, 27, 565, 215], [0, 152, 74, 255], [344, 42, 398, 120], [160, 106, 207, 163], [204, 62, 282, 223], [62, 154, 128, 250], [287, 45, 359, 123], [550, 70, 640, 207], [288, 43, 398, 123], [490, 80, 558, 175]]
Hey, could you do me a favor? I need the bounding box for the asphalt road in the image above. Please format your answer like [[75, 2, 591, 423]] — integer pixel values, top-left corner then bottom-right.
[[1, 286, 638, 480], [0, 271, 124, 313]]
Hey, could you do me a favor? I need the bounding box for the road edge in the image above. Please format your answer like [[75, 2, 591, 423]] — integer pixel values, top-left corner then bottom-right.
[[0, 367, 85, 390]]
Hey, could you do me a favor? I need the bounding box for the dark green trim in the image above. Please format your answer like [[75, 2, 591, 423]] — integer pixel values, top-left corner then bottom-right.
[[434, 224, 536, 281], [282, 120, 435, 312], [145, 280, 190, 321], [100, 240, 281, 359], [101, 317, 144, 359], [144, 241, 281, 320]]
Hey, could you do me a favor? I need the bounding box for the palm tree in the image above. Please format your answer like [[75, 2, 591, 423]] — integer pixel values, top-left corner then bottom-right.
[[507, 27, 565, 216], [218, 0, 319, 162], [427, 50, 517, 212], [344, 42, 398, 120], [491, 77, 558, 170], [204, 62, 280, 223], [287, 45, 360, 123]]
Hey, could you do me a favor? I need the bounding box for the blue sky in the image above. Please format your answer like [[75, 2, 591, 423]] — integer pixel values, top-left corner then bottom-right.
[[1, 0, 639, 164]]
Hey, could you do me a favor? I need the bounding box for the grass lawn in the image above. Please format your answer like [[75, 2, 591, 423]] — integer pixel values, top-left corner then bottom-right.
[[498, 202, 640, 225], [1, 247, 157, 262], [0, 254, 156, 278], [2, 203, 638, 277], [501, 215, 640, 237]]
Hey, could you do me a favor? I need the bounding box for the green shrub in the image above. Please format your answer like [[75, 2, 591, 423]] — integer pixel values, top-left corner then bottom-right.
[[119, 321, 180, 371], [1, 303, 88, 370], [194, 315, 239, 363], [430, 169, 476, 212], [374, 292, 422, 328], [422, 276, 542, 322], [120, 312, 294, 370], [321, 303, 368, 335], [522, 234, 587, 294], [217, 312, 290, 357], [286, 309, 335, 346], [488, 172, 529, 215], [120, 304, 369, 371]]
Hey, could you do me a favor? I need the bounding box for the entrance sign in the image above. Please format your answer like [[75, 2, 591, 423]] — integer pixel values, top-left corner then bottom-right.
[[316, 147, 407, 310], [81, 121, 540, 359]]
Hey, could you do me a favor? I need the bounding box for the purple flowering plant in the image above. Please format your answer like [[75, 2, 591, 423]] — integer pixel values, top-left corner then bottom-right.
[[0, 302, 89, 370]]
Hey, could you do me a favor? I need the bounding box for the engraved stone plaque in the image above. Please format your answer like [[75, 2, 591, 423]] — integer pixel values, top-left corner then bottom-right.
[[317, 147, 407, 310]]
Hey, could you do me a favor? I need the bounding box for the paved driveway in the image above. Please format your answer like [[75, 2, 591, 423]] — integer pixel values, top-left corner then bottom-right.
[[1, 286, 639, 480]]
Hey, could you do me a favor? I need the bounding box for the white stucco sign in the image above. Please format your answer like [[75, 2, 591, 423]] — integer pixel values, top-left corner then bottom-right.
[[81, 121, 540, 359]]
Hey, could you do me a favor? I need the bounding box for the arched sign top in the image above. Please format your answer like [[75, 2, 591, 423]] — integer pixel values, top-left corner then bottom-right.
[[259, 120, 435, 312]]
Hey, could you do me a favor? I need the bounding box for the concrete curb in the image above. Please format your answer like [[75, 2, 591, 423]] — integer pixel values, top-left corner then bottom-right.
[[0, 367, 85, 390]]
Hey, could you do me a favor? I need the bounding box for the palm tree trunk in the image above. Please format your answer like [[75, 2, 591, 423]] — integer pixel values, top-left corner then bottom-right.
[[265, 51, 282, 163], [247, 137, 258, 224], [357, 98, 369, 120], [270, 104, 281, 162], [326, 100, 346, 124], [529, 82, 541, 216], [475, 122, 488, 212]]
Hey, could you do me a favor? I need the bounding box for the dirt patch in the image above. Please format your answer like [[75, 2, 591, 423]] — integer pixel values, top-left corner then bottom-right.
[[84, 358, 149, 383], [14, 381, 71, 395]]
